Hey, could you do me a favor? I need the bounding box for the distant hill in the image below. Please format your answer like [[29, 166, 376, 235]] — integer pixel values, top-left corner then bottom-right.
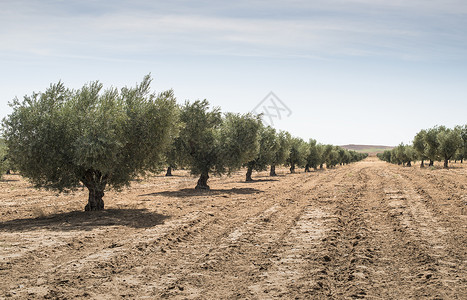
[[340, 144, 394, 156]]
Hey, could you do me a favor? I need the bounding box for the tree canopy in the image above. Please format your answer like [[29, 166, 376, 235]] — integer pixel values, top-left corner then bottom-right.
[[245, 125, 277, 181], [0, 138, 9, 177], [2, 75, 178, 210], [178, 100, 261, 189], [269, 130, 291, 176], [286, 137, 307, 173], [437, 127, 462, 168]]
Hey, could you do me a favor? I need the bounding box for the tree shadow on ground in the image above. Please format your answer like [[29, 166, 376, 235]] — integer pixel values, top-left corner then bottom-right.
[[0, 178, 20, 182], [0, 209, 169, 232], [241, 178, 279, 183], [141, 187, 263, 198]]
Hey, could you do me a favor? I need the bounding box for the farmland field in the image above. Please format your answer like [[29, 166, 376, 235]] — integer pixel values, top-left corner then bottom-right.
[[1, 157, 466, 299]]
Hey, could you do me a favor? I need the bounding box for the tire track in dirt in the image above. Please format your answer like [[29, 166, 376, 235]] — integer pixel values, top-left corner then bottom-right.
[[383, 167, 467, 298], [394, 167, 467, 246], [183, 166, 352, 299], [2, 160, 466, 299], [317, 164, 375, 299], [18, 172, 321, 298], [351, 160, 466, 299], [151, 172, 330, 299], [127, 168, 355, 299], [1, 211, 206, 298]]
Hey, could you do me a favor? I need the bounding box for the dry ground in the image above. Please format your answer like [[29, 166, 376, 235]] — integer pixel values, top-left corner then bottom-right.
[[1, 157, 466, 299]]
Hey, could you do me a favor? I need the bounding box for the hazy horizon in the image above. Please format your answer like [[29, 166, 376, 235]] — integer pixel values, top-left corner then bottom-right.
[[1, 1, 466, 146]]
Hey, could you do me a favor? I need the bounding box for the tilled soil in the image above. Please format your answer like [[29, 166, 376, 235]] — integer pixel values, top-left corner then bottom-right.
[[1, 157, 466, 299]]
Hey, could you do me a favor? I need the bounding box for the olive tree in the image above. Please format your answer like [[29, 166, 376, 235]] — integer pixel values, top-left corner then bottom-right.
[[341, 150, 352, 165], [413, 129, 427, 167], [245, 125, 276, 181], [326, 146, 340, 168], [322, 144, 336, 168], [304, 139, 320, 172], [286, 137, 307, 173], [391, 146, 402, 165], [178, 100, 260, 189], [378, 150, 392, 163], [403, 144, 416, 167], [424, 126, 441, 166], [2, 75, 178, 211], [437, 127, 462, 168], [269, 130, 291, 176]]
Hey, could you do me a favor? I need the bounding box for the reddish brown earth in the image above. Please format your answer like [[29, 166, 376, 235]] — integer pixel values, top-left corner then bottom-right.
[[1, 158, 466, 299]]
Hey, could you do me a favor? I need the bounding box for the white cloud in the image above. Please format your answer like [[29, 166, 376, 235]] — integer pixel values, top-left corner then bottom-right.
[[0, 0, 466, 61]]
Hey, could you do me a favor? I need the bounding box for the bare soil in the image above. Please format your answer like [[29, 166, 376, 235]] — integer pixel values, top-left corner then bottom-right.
[[1, 158, 466, 299]]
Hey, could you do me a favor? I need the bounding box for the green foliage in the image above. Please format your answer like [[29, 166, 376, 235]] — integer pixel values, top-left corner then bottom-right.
[[178, 100, 261, 188], [424, 126, 442, 165], [286, 137, 307, 173], [403, 144, 416, 166], [413, 129, 427, 163], [377, 150, 391, 162], [305, 139, 321, 170], [326, 146, 340, 168], [2, 75, 178, 209], [437, 127, 462, 168], [350, 150, 368, 162], [0, 138, 9, 177], [218, 112, 261, 172], [380, 144, 415, 166], [164, 105, 186, 173], [383, 124, 465, 169], [246, 125, 277, 172], [178, 100, 222, 177], [271, 130, 291, 166], [456, 124, 467, 162], [322, 144, 335, 167], [316, 144, 326, 168]]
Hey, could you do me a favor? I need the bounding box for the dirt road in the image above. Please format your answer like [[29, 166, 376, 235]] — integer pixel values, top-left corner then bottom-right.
[[1, 158, 466, 299]]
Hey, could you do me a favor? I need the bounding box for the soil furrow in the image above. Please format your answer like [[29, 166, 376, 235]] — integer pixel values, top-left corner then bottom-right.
[[1, 160, 466, 299]]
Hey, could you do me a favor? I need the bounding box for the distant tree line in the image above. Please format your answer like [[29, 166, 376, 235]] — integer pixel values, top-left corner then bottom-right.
[[1, 75, 367, 211], [377, 125, 467, 169]]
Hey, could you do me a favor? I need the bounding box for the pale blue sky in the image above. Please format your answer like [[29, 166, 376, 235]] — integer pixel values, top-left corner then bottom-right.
[[1, 0, 466, 145]]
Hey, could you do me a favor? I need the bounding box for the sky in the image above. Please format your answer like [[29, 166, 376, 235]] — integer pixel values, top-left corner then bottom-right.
[[1, 0, 466, 146]]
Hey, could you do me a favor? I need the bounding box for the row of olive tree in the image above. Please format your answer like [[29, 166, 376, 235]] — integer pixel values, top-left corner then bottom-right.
[[1, 75, 367, 210], [377, 125, 467, 168], [377, 144, 416, 166], [164, 107, 367, 182], [284, 138, 367, 174], [244, 131, 367, 181]]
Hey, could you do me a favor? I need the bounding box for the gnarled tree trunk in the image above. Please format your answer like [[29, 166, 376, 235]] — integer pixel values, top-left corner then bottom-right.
[[166, 166, 173, 176], [85, 187, 105, 211], [246, 167, 253, 182], [270, 165, 276, 176], [444, 158, 449, 169], [290, 164, 295, 173], [420, 160, 425, 168], [195, 172, 210, 190], [429, 160, 434, 166], [81, 169, 107, 211], [304, 164, 310, 172]]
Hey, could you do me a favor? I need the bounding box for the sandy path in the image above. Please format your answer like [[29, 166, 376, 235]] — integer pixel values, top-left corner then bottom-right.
[[1, 158, 466, 299]]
